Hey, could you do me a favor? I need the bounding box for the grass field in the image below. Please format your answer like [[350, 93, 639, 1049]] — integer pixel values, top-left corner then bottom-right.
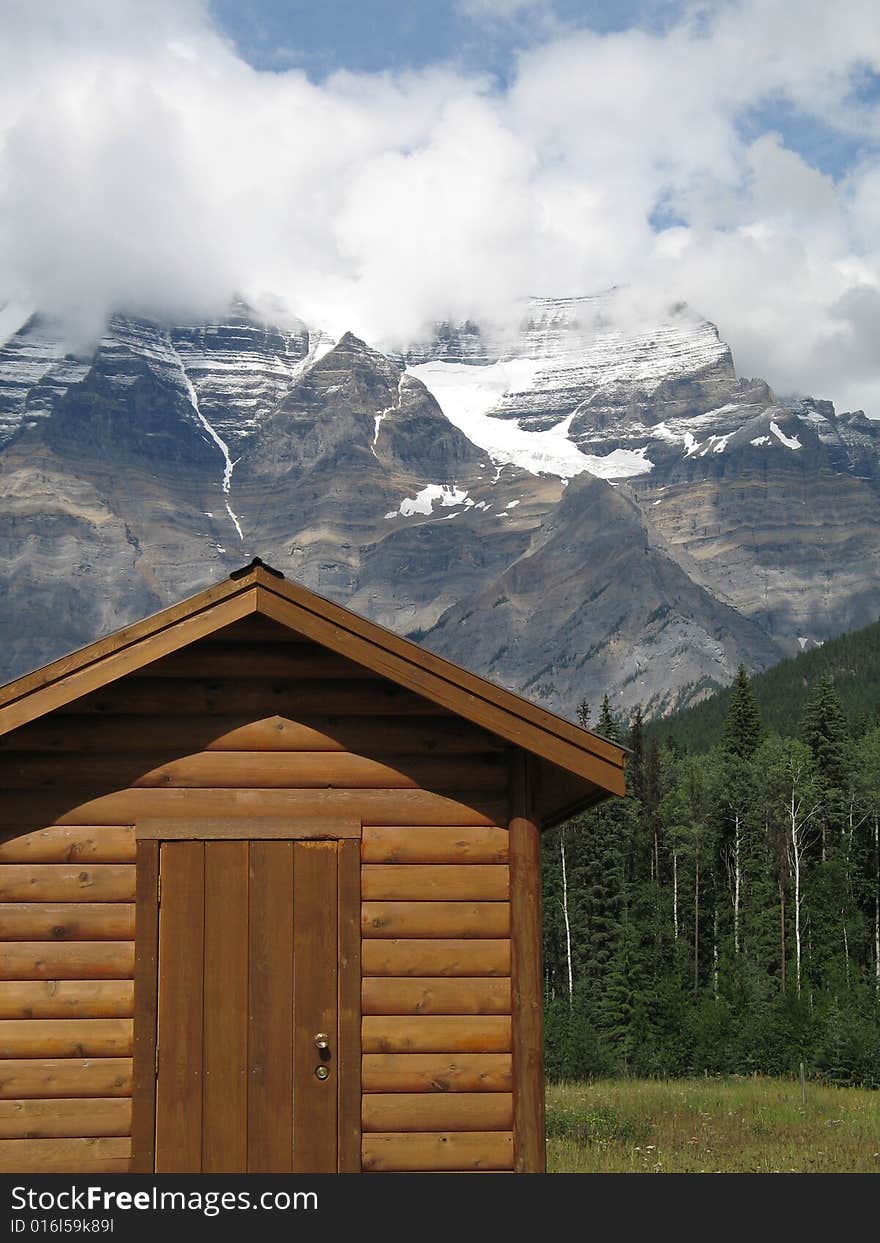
[[546, 1077, 880, 1172]]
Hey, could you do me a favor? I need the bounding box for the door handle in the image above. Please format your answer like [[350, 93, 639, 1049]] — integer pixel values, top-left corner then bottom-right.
[[314, 1032, 330, 1052]]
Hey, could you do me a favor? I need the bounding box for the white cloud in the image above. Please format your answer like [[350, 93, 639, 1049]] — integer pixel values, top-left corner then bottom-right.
[[0, 0, 879, 413]]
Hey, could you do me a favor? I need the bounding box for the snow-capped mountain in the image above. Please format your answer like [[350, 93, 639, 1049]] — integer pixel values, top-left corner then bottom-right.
[[0, 296, 878, 719]]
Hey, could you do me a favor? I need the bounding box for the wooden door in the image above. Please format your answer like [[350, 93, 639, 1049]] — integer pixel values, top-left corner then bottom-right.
[[151, 839, 341, 1172]]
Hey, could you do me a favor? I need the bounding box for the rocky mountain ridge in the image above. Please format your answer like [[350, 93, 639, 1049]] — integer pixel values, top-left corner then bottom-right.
[[0, 296, 877, 720]]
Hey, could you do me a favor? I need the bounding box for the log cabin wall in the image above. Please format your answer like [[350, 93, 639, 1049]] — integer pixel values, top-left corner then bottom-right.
[[0, 614, 516, 1174], [360, 825, 513, 1172]]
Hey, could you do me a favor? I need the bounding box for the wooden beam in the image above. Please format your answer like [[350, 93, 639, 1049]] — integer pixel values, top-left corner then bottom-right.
[[337, 838, 362, 1173], [361, 1053, 512, 1093], [508, 751, 546, 1174], [0, 716, 502, 756], [361, 865, 509, 902], [361, 977, 511, 1017], [0, 1058, 132, 1100], [361, 1131, 512, 1172], [362, 1093, 513, 1133], [2, 752, 505, 792], [0, 1019, 132, 1059], [361, 902, 510, 940], [0, 980, 133, 1020], [256, 583, 626, 792], [0, 904, 134, 941], [361, 1016, 511, 1054], [129, 839, 158, 1174], [0, 1136, 130, 1173], [136, 818, 360, 841], [0, 827, 135, 863], [1, 789, 504, 831], [0, 1097, 131, 1140], [361, 939, 510, 978], [0, 942, 134, 981], [0, 593, 257, 734]]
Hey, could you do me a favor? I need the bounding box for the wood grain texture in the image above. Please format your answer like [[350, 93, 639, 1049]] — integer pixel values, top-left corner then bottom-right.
[[0, 588, 256, 734], [0, 1096, 131, 1139], [0, 1019, 132, 1059], [361, 826, 508, 864], [0, 942, 134, 980], [337, 838, 361, 1173], [361, 978, 510, 1016], [154, 841, 204, 1173], [509, 752, 546, 1174], [361, 1053, 512, 1094], [361, 866, 509, 902], [257, 582, 625, 796], [361, 1131, 512, 1172], [0, 1059, 132, 1100], [362, 1016, 511, 1054], [0, 828, 135, 862], [3, 752, 505, 792], [362, 1093, 513, 1133], [0, 904, 134, 942], [0, 716, 501, 756], [137, 817, 359, 841], [247, 841, 293, 1173], [147, 645, 374, 680], [200, 616, 308, 645], [362, 902, 510, 940], [292, 842, 337, 1173], [0, 1135, 131, 1173], [63, 679, 438, 719], [130, 839, 158, 1174], [361, 939, 510, 978], [0, 980, 133, 1020], [0, 865, 135, 903], [202, 841, 249, 1174], [0, 789, 503, 830]]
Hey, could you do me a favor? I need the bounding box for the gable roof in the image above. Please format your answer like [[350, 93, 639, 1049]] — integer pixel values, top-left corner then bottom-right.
[[0, 559, 626, 822]]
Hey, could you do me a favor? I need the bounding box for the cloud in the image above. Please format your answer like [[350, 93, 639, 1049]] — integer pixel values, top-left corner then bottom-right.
[[0, 0, 879, 413]]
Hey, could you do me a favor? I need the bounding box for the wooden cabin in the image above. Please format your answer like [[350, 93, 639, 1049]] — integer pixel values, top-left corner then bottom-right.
[[0, 559, 625, 1175]]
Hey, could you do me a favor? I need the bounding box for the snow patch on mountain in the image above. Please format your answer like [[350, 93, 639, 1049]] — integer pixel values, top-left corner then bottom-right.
[[385, 484, 472, 518], [770, 421, 802, 450], [408, 360, 654, 481]]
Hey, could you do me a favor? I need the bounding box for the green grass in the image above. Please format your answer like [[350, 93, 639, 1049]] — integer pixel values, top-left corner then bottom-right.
[[546, 1077, 880, 1172]]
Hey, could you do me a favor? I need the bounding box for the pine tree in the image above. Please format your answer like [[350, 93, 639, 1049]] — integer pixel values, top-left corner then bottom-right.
[[722, 664, 763, 758], [597, 693, 623, 744], [800, 675, 850, 793]]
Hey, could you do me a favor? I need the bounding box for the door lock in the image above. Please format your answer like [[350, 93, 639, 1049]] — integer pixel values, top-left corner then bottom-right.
[[315, 1065, 330, 1081]]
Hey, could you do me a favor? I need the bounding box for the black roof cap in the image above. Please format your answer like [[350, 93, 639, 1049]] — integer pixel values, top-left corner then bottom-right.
[[228, 557, 285, 581]]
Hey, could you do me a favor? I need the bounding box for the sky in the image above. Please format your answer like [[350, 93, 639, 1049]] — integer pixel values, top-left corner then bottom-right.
[[1, 0, 879, 414]]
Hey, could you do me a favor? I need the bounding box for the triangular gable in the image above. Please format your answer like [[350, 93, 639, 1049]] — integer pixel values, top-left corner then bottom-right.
[[0, 561, 626, 812]]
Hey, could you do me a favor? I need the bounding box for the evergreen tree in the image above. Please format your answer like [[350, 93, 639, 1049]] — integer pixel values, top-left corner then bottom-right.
[[596, 693, 623, 744], [800, 675, 850, 793], [543, 679, 880, 1088], [722, 664, 763, 758]]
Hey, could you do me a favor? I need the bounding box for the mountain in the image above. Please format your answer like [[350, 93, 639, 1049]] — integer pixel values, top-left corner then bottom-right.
[[0, 294, 878, 721], [648, 615, 880, 752]]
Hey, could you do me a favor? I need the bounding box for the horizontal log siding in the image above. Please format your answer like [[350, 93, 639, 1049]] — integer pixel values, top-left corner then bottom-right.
[[0, 621, 510, 1173], [360, 826, 513, 1172], [0, 827, 134, 1172]]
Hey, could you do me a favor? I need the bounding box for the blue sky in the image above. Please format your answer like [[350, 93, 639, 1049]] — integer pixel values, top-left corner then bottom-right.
[[2, 1, 880, 413], [210, 1, 687, 79], [211, 0, 880, 179]]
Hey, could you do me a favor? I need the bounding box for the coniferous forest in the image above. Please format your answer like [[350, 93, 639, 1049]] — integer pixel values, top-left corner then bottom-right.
[[544, 665, 880, 1087]]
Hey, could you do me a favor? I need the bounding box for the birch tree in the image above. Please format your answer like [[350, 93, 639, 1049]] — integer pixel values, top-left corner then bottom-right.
[[760, 737, 823, 997]]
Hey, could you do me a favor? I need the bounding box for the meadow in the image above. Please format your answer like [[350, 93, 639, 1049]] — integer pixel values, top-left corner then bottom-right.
[[546, 1077, 880, 1173]]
